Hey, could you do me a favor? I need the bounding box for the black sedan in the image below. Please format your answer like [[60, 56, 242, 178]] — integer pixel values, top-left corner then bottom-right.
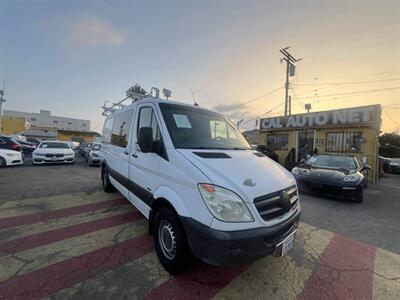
[[292, 154, 371, 202]]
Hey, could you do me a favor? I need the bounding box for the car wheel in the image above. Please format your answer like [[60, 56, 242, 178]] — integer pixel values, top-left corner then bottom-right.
[[355, 190, 363, 203], [153, 207, 193, 274], [101, 165, 115, 193], [0, 157, 6, 168]]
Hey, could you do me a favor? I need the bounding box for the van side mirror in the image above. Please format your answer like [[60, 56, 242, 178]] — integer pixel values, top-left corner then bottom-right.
[[137, 127, 153, 153]]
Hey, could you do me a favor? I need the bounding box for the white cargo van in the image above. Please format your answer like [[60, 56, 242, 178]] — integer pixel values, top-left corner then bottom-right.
[[100, 97, 300, 274]]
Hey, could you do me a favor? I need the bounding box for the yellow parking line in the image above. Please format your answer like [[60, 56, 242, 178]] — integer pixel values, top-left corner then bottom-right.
[[0, 191, 121, 218], [214, 223, 335, 299], [373, 247, 400, 299], [0, 204, 134, 242], [46, 252, 171, 299], [0, 219, 147, 282]]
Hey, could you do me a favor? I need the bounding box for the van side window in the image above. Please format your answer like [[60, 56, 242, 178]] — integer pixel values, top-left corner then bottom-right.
[[137, 107, 161, 142], [111, 110, 133, 147], [102, 117, 114, 143], [137, 107, 167, 160]]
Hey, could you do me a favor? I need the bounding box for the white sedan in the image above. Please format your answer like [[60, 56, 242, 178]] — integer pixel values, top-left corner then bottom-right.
[[32, 141, 75, 165], [0, 149, 23, 167]]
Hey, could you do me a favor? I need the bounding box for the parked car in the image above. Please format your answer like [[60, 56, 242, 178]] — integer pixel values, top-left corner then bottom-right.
[[292, 154, 370, 202], [83, 142, 93, 159], [88, 143, 103, 166], [32, 141, 75, 165], [0, 136, 21, 152], [101, 97, 300, 274], [27, 138, 41, 147], [78, 142, 87, 155], [0, 149, 23, 167], [388, 158, 400, 174], [13, 140, 36, 154], [251, 144, 279, 162]]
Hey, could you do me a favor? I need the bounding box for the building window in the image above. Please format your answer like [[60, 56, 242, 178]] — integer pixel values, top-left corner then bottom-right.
[[30, 117, 36, 121], [68, 122, 72, 125], [53, 120, 58, 124], [266, 134, 289, 150], [326, 132, 362, 153], [110, 110, 133, 147], [82, 124, 87, 127]]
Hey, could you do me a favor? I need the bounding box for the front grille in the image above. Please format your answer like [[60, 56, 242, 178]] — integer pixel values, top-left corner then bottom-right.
[[45, 154, 54, 158], [254, 185, 298, 221], [45, 153, 64, 158], [55, 154, 64, 157]]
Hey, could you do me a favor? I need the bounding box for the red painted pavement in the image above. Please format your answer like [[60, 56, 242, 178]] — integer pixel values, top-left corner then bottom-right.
[[0, 198, 129, 229], [0, 211, 142, 256], [298, 234, 376, 300], [145, 263, 248, 300], [0, 234, 153, 300]]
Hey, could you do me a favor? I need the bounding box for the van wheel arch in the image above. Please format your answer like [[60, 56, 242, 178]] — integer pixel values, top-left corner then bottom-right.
[[149, 198, 180, 236]]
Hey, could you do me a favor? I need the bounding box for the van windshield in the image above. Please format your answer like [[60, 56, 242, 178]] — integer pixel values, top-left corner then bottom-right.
[[159, 103, 250, 150]]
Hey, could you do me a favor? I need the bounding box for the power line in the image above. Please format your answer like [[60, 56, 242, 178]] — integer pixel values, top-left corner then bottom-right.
[[291, 86, 400, 101], [295, 78, 399, 86], [241, 85, 283, 105], [383, 109, 399, 126]]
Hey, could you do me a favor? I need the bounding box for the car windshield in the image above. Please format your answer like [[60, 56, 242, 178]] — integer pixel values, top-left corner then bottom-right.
[[307, 155, 357, 170], [39, 142, 70, 149], [92, 144, 101, 150], [159, 103, 250, 150]]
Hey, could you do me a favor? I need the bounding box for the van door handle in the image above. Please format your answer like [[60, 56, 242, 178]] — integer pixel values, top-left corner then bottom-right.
[[123, 151, 129, 155], [132, 153, 138, 158]]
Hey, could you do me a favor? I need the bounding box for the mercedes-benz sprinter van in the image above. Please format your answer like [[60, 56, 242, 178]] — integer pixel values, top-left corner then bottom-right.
[[100, 97, 300, 274]]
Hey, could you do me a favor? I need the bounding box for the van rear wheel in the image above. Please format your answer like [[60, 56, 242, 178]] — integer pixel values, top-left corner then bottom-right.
[[153, 208, 193, 274], [101, 166, 115, 193]]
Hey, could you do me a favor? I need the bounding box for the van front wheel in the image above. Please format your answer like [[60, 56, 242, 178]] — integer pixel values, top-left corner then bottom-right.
[[153, 208, 193, 274]]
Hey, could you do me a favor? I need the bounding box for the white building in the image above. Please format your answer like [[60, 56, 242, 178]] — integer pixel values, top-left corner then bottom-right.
[[3, 109, 90, 132]]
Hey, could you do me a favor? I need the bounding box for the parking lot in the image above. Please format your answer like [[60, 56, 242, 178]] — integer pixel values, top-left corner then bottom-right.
[[0, 153, 399, 299]]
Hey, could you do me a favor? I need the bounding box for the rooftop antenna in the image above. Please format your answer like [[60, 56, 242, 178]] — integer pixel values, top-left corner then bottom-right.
[[190, 88, 199, 106]]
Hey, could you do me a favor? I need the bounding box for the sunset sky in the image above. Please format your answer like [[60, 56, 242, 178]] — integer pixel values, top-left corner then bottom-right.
[[1, 0, 399, 133]]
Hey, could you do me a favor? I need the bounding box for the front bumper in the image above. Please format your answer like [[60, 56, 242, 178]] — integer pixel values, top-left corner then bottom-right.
[[33, 156, 74, 164], [296, 178, 362, 199], [181, 208, 300, 266]]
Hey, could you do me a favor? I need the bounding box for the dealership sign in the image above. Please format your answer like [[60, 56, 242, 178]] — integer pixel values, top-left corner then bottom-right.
[[260, 105, 380, 131]]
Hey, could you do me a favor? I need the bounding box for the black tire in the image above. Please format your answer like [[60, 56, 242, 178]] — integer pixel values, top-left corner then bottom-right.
[[0, 157, 6, 168], [101, 165, 115, 193], [153, 207, 193, 274], [355, 190, 363, 203]]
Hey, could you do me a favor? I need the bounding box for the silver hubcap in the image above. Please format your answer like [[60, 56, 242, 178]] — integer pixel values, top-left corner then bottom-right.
[[158, 220, 177, 260]]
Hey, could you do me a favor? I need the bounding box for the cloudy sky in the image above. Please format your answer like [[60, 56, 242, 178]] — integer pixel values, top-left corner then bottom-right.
[[1, 0, 399, 133]]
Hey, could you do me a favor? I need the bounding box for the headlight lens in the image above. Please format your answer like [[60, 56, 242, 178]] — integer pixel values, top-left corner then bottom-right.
[[292, 167, 300, 175], [343, 174, 359, 182], [198, 184, 254, 222]]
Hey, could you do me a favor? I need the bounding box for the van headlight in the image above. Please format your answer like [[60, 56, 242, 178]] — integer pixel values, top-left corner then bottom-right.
[[343, 174, 359, 182], [198, 184, 254, 222]]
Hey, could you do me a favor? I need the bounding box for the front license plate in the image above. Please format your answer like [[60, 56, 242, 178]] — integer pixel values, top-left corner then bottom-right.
[[281, 233, 295, 256], [52, 157, 58, 161]]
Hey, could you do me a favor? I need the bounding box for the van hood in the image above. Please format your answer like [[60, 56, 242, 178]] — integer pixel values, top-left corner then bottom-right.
[[177, 149, 296, 203]]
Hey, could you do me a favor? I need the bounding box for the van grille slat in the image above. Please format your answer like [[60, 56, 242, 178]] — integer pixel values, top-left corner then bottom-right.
[[254, 185, 298, 221]]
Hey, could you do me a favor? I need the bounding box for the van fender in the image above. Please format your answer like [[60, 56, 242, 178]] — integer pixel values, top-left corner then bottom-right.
[[152, 186, 190, 218]]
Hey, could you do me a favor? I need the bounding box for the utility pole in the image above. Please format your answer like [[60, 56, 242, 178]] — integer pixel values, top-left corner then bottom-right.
[[0, 81, 5, 135], [280, 47, 302, 115]]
